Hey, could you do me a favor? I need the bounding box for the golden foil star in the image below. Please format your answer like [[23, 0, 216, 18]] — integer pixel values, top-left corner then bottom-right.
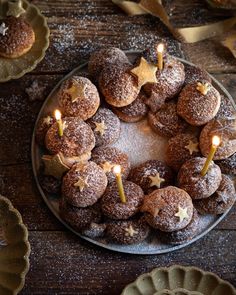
[[175, 206, 189, 222], [130, 57, 157, 87], [185, 140, 199, 155], [42, 153, 70, 179], [196, 82, 210, 95], [0, 23, 8, 36], [94, 121, 107, 136], [149, 173, 165, 188], [7, 0, 26, 18], [43, 116, 53, 126], [66, 82, 86, 103], [74, 176, 89, 192], [101, 161, 114, 173], [125, 225, 138, 237]]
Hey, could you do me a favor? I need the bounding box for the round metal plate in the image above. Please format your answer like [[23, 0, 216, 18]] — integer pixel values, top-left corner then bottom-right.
[[31, 52, 236, 255]]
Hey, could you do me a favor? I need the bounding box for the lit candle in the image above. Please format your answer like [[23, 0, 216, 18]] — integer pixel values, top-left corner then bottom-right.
[[113, 165, 126, 203], [201, 136, 221, 176], [54, 109, 63, 137], [157, 43, 164, 71]]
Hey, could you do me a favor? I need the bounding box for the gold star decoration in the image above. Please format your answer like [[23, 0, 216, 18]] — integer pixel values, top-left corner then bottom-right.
[[0, 23, 8, 36], [125, 225, 138, 237], [74, 176, 89, 192], [149, 173, 165, 188], [130, 57, 157, 88], [43, 116, 53, 126], [42, 153, 70, 179], [185, 140, 199, 155], [66, 82, 86, 103], [94, 121, 107, 136], [7, 0, 26, 18], [101, 161, 114, 173], [196, 82, 210, 95], [175, 206, 189, 222]]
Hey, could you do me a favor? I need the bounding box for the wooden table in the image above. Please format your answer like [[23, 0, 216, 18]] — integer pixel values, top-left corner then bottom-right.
[[0, 1, 236, 294]]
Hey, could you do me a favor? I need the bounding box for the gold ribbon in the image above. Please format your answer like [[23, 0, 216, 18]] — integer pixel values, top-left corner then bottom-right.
[[112, 0, 236, 43]]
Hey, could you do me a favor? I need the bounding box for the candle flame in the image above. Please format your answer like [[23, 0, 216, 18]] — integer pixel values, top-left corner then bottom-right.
[[157, 43, 164, 53], [113, 165, 121, 175], [55, 109, 61, 121], [212, 135, 220, 147]]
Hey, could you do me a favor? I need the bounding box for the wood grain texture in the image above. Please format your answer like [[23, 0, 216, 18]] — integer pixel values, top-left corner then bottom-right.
[[21, 230, 236, 295], [0, 1, 236, 294]]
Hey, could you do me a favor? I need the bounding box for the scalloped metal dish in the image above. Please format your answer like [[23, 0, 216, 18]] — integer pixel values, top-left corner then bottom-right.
[[121, 265, 236, 295], [0, 195, 30, 295], [31, 52, 236, 255], [0, 0, 50, 82]]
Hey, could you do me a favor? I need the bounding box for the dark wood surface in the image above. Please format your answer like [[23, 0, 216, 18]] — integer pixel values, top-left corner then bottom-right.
[[0, 1, 235, 294]]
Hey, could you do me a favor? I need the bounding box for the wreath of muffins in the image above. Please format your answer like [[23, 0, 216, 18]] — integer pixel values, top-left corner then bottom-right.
[[35, 44, 236, 248]]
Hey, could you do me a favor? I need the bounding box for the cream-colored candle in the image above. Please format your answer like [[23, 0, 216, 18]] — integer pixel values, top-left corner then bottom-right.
[[157, 43, 164, 71], [54, 109, 63, 137], [201, 136, 221, 176], [113, 165, 126, 203]]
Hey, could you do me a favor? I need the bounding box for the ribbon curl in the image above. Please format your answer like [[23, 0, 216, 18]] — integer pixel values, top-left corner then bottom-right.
[[112, 0, 236, 44]]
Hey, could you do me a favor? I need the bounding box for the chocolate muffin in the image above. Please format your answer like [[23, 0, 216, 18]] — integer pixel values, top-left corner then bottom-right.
[[112, 91, 148, 123], [194, 175, 236, 215], [101, 181, 144, 220], [217, 152, 236, 175], [62, 161, 108, 208], [166, 133, 201, 171], [143, 51, 185, 113], [91, 146, 130, 183], [128, 160, 174, 194], [177, 81, 221, 126], [200, 118, 236, 160], [99, 62, 140, 107], [88, 47, 130, 82], [141, 186, 193, 232], [159, 208, 200, 245], [106, 217, 150, 245], [58, 76, 100, 120], [148, 102, 188, 138], [59, 198, 102, 232], [0, 16, 35, 58], [178, 157, 222, 199], [87, 108, 120, 147], [40, 175, 61, 195], [35, 115, 55, 146], [184, 64, 211, 85], [45, 117, 95, 157]]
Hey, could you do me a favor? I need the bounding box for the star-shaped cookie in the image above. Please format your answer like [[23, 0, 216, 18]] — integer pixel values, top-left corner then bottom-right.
[[175, 206, 189, 222], [130, 57, 157, 88], [125, 225, 138, 237], [149, 173, 165, 188], [94, 121, 107, 136], [196, 82, 210, 95], [74, 176, 89, 192], [0, 23, 8, 36], [7, 0, 26, 18], [42, 153, 70, 179], [66, 82, 86, 103], [101, 161, 114, 173], [185, 140, 199, 155]]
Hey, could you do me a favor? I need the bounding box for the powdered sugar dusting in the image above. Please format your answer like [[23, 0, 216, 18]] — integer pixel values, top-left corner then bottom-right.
[[112, 119, 168, 166]]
